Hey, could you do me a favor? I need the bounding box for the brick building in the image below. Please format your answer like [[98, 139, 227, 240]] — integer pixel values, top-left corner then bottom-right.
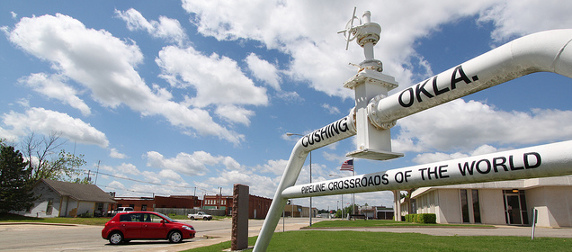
[[110, 193, 272, 219], [109, 195, 201, 213], [203, 194, 272, 219]]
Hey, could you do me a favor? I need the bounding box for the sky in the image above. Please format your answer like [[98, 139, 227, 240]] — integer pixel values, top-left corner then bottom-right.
[[1, 0, 572, 211]]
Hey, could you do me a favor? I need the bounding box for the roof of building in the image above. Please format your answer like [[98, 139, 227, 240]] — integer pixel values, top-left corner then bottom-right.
[[40, 179, 115, 203]]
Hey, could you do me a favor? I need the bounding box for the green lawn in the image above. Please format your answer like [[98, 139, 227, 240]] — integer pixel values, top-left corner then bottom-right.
[[0, 213, 111, 225], [0, 213, 225, 225], [185, 231, 570, 252]]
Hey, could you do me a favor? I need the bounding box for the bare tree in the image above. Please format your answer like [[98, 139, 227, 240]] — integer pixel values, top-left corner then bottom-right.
[[22, 132, 87, 183]]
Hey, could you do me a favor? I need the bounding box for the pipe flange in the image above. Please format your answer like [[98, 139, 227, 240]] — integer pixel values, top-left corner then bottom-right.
[[367, 94, 396, 130]]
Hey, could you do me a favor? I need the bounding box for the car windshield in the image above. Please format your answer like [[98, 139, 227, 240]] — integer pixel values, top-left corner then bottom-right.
[[155, 212, 175, 222]]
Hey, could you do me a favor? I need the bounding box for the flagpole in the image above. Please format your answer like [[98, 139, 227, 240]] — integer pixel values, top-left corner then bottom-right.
[[352, 169, 355, 215], [340, 159, 356, 217]]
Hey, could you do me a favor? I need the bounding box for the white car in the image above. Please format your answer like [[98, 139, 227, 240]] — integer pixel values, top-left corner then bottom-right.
[[110, 207, 133, 216], [187, 212, 212, 220]]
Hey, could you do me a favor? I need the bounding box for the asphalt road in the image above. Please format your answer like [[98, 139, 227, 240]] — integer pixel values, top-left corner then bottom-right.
[[5, 218, 569, 251], [0, 218, 310, 252]]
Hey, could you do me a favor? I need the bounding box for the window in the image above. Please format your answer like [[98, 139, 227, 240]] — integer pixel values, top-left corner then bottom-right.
[[120, 213, 132, 222], [460, 189, 470, 223], [141, 204, 147, 211], [141, 213, 163, 223], [472, 190, 481, 223]]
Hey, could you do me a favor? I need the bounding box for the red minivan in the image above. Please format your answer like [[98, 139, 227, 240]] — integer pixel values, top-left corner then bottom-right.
[[102, 211, 196, 245]]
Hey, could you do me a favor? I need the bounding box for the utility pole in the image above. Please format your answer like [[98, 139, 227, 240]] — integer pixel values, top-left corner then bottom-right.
[[95, 160, 100, 185]]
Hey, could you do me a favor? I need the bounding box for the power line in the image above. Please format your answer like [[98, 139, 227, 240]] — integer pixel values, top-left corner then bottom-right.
[[75, 168, 198, 189]]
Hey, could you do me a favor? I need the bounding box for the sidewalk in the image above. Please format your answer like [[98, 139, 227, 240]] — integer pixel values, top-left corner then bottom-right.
[[306, 224, 572, 238]]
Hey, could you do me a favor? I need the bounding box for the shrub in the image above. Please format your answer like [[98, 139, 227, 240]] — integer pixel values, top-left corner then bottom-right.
[[78, 211, 92, 218], [405, 213, 436, 224]]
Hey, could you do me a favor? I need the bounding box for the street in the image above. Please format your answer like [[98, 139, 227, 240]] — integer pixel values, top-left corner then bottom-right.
[[0, 217, 312, 251]]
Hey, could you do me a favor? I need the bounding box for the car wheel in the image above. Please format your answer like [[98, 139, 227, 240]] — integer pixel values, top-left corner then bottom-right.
[[169, 231, 183, 243], [203, 217, 208, 220], [109, 231, 123, 245], [190, 216, 195, 220]]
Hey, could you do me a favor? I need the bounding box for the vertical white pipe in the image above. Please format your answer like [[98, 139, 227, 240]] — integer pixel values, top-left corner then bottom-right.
[[253, 115, 356, 252]]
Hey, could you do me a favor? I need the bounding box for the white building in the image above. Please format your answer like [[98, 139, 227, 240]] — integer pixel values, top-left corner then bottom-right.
[[401, 175, 572, 227], [20, 179, 115, 218]]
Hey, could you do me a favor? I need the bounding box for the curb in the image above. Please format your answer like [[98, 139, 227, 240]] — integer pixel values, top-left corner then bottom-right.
[[0, 222, 78, 226]]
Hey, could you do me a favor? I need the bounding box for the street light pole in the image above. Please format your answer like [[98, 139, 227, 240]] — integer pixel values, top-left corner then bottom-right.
[[329, 174, 344, 219], [286, 133, 312, 226]]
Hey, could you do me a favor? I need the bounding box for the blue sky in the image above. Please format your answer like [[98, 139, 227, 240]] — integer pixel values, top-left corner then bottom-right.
[[2, 0, 572, 210]]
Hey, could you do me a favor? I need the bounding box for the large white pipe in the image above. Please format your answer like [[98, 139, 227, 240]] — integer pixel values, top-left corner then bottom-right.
[[369, 29, 572, 127], [282, 140, 572, 198], [254, 29, 572, 251]]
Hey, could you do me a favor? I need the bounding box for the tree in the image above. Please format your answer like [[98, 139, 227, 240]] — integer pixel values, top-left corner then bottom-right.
[[0, 142, 35, 213], [334, 204, 358, 218], [22, 132, 87, 183]]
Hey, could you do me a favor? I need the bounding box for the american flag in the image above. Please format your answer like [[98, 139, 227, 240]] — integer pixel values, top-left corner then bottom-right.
[[340, 159, 354, 171]]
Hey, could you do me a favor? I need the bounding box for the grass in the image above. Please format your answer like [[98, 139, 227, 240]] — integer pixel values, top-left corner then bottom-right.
[[184, 231, 570, 252], [0, 213, 111, 225], [307, 219, 493, 228], [0, 213, 228, 225]]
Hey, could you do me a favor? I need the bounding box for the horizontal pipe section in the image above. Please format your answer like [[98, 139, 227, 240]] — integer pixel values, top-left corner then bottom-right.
[[282, 140, 572, 198], [370, 29, 572, 125]]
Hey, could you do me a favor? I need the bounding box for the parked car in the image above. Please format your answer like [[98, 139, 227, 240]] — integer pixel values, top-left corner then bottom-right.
[[108, 207, 134, 216], [187, 212, 213, 220], [102, 211, 196, 245]]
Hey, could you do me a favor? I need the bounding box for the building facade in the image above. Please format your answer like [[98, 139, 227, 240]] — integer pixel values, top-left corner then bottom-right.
[[21, 179, 115, 218], [203, 194, 273, 219], [401, 175, 572, 227], [202, 195, 232, 213], [110, 195, 201, 213], [111, 193, 272, 219], [283, 204, 317, 218]]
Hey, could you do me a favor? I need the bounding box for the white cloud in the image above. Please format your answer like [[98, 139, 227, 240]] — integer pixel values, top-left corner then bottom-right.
[[204, 170, 279, 198], [2, 107, 109, 148], [245, 53, 281, 90], [7, 13, 242, 144], [108, 180, 126, 191], [141, 171, 162, 184], [254, 159, 288, 176], [145, 150, 240, 176], [156, 45, 268, 108], [158, 169, 185, 182], [110, 148, 127, 159], [321, 103, 340, 115], [0, 126, 18, 142], [115, 8, 187, 46], [20, 73, 91, 116], [477, 0, 572, 43], [117, 163, 140, 176], [215, 105, 255, 126], [181, 0, 572, 106], [180, 0, 504, 99], [393, 99, 572, 153]]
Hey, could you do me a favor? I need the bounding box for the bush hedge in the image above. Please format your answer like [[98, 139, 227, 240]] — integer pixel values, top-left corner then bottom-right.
[[404, 213, 436, 224]]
